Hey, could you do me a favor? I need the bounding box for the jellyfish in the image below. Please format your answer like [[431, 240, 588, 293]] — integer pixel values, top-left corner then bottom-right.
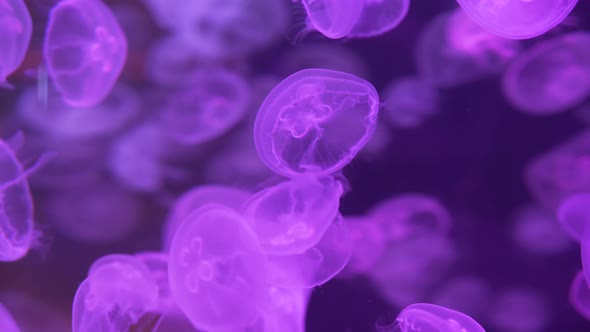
[[430, 276, 492, 321], [556, 193, 590, 242], [456, 0, 579, 39], [415, 8, 520, 87], [73, 254, 159, 332], [167, 205, 269, 330], [511, 204, 574, 255], [134, 252, 175, 313], [241, 176, 343, 255], [502, 32, 590, 115], [158, 67, 250, 146], [487, 288, 550, 332], [381, 76, 441, 128], [43, 0, 128, 107], [145, 36, 206, 87], [0, 0, 32, 85], [254, 68, 380, 178], [299, 0, 364, 39], [340, 215, 386, 276], [569, 270, 590, 321], [390, 303, 485, 332], [162, 185, 251, 251], [525, 130, 590, 211], [347, 0, 410, 38], [251, 287, 308, 332], [0, 303, 20, 332]]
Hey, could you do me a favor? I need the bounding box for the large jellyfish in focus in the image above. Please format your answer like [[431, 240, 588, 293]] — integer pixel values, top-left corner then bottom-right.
[[0, 0, 32, 84]]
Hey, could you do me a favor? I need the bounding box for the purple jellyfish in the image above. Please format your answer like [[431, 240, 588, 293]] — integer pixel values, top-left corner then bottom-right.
[[569, 270, 590, 321], [381, 76, 441, 128], [512, 204, 573, 253], [391, 302, 486, 332], [0, 0, 32, 84], [0, 303, 20, 332]]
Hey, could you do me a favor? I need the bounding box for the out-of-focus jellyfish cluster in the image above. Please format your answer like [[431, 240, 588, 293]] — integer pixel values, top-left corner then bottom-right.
[[0, 0, 590, 331]]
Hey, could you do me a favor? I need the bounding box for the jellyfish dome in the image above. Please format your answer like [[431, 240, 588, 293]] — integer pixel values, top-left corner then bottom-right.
[[43, 0, 128, 107], [300, 0, 364, 39], [381, 76, 440, 128], [393, 303, 486, 332], [456, 0, 579, 39], [347, 0, 410, 38], [254, 68, 380, 178], [0, 0, 32, 84]]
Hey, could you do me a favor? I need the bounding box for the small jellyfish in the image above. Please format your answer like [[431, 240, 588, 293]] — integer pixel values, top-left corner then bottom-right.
[[299, 0, 364, 39], [502, 32, 590, 115], [168, 205, 269, 330], [43, 0, 128, 107], [569, 270, 590, 320], [456, 0, 579, 39], [416, 8, 520, 87], [145, 36, 206, 87], [487, 288, 550, 332], [0, 303, 20, 332], [73, 254, 159, 332], [254, 68, 380, 178], [0, 0, 32, 84], [242, 176, 343, 255], [381, 76, 440, 128], [557, 193, 590, 242], [340, 215, 386, 276], [430, 276, 492, 321], [162, 185, 251, 251], [525, 130, 590, 211], [265, 215, 352, 288], [512, 204, 574, 253], [159, 67, 250, 146], [392, 303, 485, 332], [347, 0, 410, 38]]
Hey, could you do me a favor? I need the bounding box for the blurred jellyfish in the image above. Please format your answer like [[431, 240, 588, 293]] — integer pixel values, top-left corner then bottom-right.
[[340, 215, 386, 276], [140, 0, 186, 30], [274, 43, 371, 80], [430, 276, 492, 321], [145, 36, 205, 87], [17, 84, 141, 140], [252, 287, 308, 332], [73, 254, 159, 332], [0, 303, 20, 332], [43, 0, 128, 107], [242, 176, 343, 255], [254, 68, 380, 178], [381, 76, 440, 128], [159, 67, 250, 146], [171, 0, 287, 59], [383, 302, 485, 332], [557, 193, 590, 242], [168, 205, 269, 330], [265, 216, 352, 288], [502, 32, 590, 115], [487, 288, 550, 332], [0, 0, 32, 84], [416, 8, 520, 87], [162, 184, 251, 251], [525, 130, 590, 211], [370, 193, 453, 241], [456, 0, 578, 39], [299, 0, 364, 39], [0, 292, 70, 332], [39, 182, 142, 244], [569, 270, 590, 321], [512, 204, 574, 253], [347, 0, 410, 38], [134, 252, 175, 313]]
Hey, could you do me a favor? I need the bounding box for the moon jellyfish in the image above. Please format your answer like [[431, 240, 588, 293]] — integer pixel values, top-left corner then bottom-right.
[[40, 182, 142, 244], [502, 32, 590, 115], [525, 130, 590, 211], [381, 76, 440, 128], [416, 9, 520, 87], [556, 193, 590, 242], [0, 303, 20, 332], [456, 0, 579, 39], [347, 0, 410, 38], [430, 276, 492, 321], [393, 303, 485, 332], [43, 0, 128, 107], [162, 185, 251, 251], [254, 68, 380, 178], [242, 176, 343, 255], [487, 288, 550, 332], [0, 0, 32, 84], [135, 252, 175, 312], [370, 193, 452, 241], [252, 287, 308, 332], [512, 204, 573, 254], [299, 0, 364, 39], [341, 215, 386, 276], [266, 216, 352, 288], [72, 254, 159, 332], [17, 84, 140, 140], [168, 205, 269, 330], [159, 67, 250, 146], [145, 36, 205, 87], [570, 270, 590, 320]]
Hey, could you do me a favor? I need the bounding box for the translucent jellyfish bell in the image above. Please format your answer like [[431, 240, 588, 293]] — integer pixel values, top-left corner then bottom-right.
[[0, 0, 33, 84], [162, 185, 251, 251], [145, 36, 204, 87], [134, 252, 175, 313], [168, 205, 269, 331], [556, 193, 590, 242], [456, 0, 579, 39], [0, 303, 20, 332], [347, 0, 410, 38], [393, 303, 485, 332], [300, 0, 364, 39], [502, 32, 590, 115], [73, 254, 159, 332], [242, 176, 343, 255], [569, 270, 590, 320], [512, 204, 573, 254], [341, 215, 386, 276], [159, 67, 250, 146], [487, 288, 550, 332], [43, 0, 128, 107], [254, 68, 380, 178], [381, 76, 441, 128]]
